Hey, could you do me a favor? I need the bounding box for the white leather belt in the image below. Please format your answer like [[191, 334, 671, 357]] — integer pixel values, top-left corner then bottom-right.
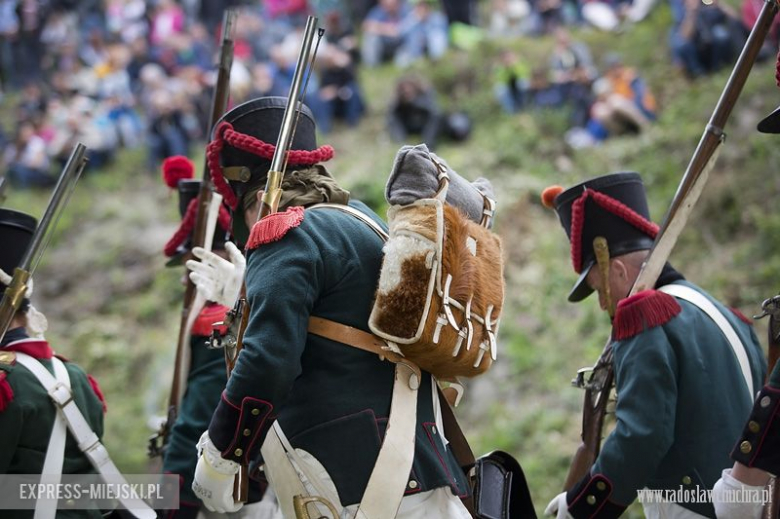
[[658, 284, 754, 403], [15, 353, 156, 519]]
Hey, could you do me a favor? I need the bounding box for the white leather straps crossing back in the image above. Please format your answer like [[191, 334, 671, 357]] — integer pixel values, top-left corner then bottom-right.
[[308, 203, 390, 242], [658, 284, 754, 402], [32, 357, 71, 519], [14, 353, 156, 519]]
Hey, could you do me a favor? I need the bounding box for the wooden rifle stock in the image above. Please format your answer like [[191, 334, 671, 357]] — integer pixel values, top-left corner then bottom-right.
[[150, 9, 237, 459], [563, 0, 779, 490]]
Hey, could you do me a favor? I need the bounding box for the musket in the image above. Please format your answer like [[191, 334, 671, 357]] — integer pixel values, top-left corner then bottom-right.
[[0, 143, 87, 341], [220, 15, 324, 505], [564, 0, 780, 491], [148, 9, 237, 459]]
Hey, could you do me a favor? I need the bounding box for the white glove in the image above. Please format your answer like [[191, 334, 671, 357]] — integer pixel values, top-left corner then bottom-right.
[[545, 492, 574, 519], [187, 241, 246, 307], [192, 431, 243, 513], [712, 468, 765, 519]]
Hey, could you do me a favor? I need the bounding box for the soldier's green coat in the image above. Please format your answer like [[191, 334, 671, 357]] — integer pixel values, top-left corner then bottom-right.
[[569, 280, 767, 518], [730, 354, 780, 475], [208, 201, 469, 506], [0, 328, 105, 519], [162, 315, 264, 513]]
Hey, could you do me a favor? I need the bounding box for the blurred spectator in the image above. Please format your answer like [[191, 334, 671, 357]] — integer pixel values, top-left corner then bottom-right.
[[493, 48, 531, 113], [395, 0, 449, 67], [441, 0, 476, 25], [361, 0, 408, 67], [149, 0, 185, 49], [265, 0, 311, 28], [586, 54, 656, 141], [742, 0, 780, 59], [311, 11, 365, 133], [105, 0, 147, 44], [536, 0, 565, 33], [489, 0, 535, 37], [4, 121, 53, 188], [0, 0, 19, 91], [387, 74, 442, 149], [670, 0, 746, 78], [548, 28, 596, 126], [528, 66, 566, 109]]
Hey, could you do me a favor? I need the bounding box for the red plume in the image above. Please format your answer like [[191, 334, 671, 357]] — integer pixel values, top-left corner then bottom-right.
[[162, 156, 195, 188], [541, 185, 565, 209]]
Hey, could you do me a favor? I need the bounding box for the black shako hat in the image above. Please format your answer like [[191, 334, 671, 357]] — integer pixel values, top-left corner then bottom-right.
[[164, 178, 230, 267], [758, 105, 780, 134], [208, 96, 331, 244], [0, 208, 37, 295], [552, 172, 659, 302]]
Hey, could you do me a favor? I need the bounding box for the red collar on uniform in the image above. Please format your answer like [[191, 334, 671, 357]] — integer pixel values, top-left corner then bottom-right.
[[3, 338, 53, 359]]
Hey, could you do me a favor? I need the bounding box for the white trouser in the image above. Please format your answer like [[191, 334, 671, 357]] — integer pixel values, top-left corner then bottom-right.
[[197, 487, 283, 519], [263, 444, 471, 519], [643, 501, 708, 519]]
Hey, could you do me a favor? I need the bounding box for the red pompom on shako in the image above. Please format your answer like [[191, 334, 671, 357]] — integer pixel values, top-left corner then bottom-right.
[[162, 156, 195, 188], [541, 185, 564, 209]]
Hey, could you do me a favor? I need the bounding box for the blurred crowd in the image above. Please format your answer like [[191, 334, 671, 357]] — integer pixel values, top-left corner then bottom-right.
[[0, 0, 775, 188]]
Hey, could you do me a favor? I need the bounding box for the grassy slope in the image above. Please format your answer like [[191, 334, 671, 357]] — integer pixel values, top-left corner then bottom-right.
[[5, 5, 780, 515]]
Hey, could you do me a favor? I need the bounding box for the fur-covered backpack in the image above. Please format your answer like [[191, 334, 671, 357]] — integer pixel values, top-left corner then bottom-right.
[[368, 144, 505, 378]]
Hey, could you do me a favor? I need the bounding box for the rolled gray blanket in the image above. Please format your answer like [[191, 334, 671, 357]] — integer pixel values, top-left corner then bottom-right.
[[385, 144, 497, 227]]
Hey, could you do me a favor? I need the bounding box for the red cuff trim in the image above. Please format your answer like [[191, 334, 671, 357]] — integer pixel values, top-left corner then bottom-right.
[[613, 289, 681, 341], [0, 372, 13, 411], [193, 304, 229, 337], [749, 386, 780, 465], [246, 206, 305, 250], [87, 374, 107, 413], [221, 391, 241, 410]]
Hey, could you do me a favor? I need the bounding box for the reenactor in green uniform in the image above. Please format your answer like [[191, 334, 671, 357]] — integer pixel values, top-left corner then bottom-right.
[[0, 208, 107, 518], [158, 162, 270, 518], [542, 173, 767, 518], [190, 96, 472, 518], [711, 93, 780, 519]]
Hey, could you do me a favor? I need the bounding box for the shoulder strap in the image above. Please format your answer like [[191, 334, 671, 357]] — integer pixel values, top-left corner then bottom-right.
[[308, 317, 477, 516], [658, 284, 754, 403], [14, 353, 156, 519], [307, 203, 389, 242]]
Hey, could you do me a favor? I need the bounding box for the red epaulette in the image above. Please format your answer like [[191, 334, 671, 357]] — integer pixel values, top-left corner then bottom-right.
[[729, 307, 753, 325], [193, 304, 230, 337], [0, 372, 13, 412], [246, 206, 305, 250], [87, 374, 107, 413], [612, 289, 682, 341]]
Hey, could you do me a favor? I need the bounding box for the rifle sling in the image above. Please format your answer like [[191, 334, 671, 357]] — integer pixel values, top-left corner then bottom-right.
[[307, 316, 476, 470]]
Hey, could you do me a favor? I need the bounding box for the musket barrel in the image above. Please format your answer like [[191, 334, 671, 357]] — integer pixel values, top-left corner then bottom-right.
[[260, 16, 319, 217]]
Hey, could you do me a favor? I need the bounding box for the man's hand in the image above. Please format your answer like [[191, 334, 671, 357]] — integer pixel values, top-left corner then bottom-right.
[[187, 241, 246, 307], [192, 432, 243, 513], [545, 492, 574, 519]]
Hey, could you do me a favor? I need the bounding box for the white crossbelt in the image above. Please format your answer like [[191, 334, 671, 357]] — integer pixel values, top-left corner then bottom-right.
[[261, 361, 420, 519], [658, 284, 754, 402], [15, 353, 156, 519], [33, 356, 70, 519]]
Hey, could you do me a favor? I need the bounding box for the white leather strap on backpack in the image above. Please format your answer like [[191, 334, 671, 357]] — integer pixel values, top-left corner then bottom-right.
[[15, 353, 156, 519], [658, 284, 754, 402]]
